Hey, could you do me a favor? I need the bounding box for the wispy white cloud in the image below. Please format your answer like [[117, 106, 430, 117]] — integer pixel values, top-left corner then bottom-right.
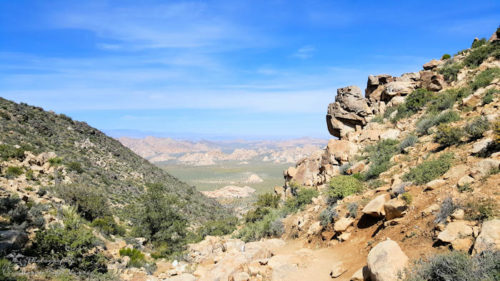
[[292, 45, 315, 59]]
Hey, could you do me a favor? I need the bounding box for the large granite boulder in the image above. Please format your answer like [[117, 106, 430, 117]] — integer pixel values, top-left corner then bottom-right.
[[367, 239, 408, 281], [327, 86, 371, 138], [474, 219, 500, 253]]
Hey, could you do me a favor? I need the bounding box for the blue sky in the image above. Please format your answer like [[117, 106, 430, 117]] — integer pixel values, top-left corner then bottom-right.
[[1, 0, 499, 140]]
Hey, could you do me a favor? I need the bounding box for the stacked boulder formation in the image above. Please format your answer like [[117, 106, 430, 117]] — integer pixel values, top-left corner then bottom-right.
[[280, 60, 448, 193]]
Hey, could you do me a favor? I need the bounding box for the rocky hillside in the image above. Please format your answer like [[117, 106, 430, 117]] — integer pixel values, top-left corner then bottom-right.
[[0, 97, 228, 223]]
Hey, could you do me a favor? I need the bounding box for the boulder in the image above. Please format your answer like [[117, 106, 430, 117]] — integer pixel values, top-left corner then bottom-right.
[[380, 129, 400, 140], [367, 239, 408, 281], [326, 139, 359, 163], [384, 198, 408, 220], [366, 75, 393, 102], [462, 93, 482, 108], [422, 203, 440, 217], [350, 266, 370, 281], [420, 71, 446, 92], [450, 209, 465, 221], [471, 159, 500, 179], [362, 194, 391, 217], [327, 86, 371, 138], [423, 59, 442, 70], [474, 219, 500, 253], [347, 161, 366, 175], [425, 179, 445, 191], [334, 217, 355, 232], [457, 175, 474, 188], [437, 221, 473, 243], [471, 138, 494, 154], [382, 81, 415, 101], [307, 221, 323, 236], [330, 261, 347, 278]]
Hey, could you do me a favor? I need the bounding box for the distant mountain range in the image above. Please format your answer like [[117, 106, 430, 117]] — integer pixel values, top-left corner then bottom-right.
[[118, 136, 329, 166]]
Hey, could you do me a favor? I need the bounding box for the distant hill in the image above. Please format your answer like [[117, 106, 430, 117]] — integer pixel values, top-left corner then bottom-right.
[[118, 136, 328, 165], [0, 98, 229, 223]]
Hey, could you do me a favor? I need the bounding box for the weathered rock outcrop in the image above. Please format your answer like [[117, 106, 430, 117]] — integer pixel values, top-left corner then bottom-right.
[[327, 86, 371, 138]]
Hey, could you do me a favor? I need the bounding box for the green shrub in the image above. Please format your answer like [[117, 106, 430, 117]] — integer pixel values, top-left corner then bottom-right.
[[464, 43, 499, 68], [441, 54, 451, 60], [55, 185, 112, 221], [235, 209, 284, 242], [0, 195, 21, 213], [458, 183, 472, 193], [48, 157, 63, 166], [363, 139, 400, 180], [383, 106, 398, 119], [284, 188, 319, 213], [131, 183, 188, 256], [434, 124, 465, 147], [37, 187, 48, 197], [319, 206, 338, 226], [464, 198, 498, 221], [471, 68, 500, 90], [196, 216, 238, 238], [471, 38, 488, 49], [427, 90, 458, 113], [119, 247, 146, 268], [91, 216, 126, 236], [255, 192, 280, 209], [66, 161, 84, 174], [5, 166, 23, 179], [482, 88, 498, 104], [371, 114, 384, 124], [401, 193, 413, 205], [403, 153, 454, 185], [245, 206, 272, 223], [417, 111, 461, 136], [399, 135, 418, 152], [392, 89, 434, 122], [0, 258, 16, 281], [327, 176, 364, 204], [465, 117, 490, 140], [29, 208, 107, 273], [439, 62, 463, 81], [403, 250, 500, 281], [0, 144, 31, 161]]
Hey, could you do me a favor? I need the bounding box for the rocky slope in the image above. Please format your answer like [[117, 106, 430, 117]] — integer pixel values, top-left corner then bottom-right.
[[0, 98, 229, 223]]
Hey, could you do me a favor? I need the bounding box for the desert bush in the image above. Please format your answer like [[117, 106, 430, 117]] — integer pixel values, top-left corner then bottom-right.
[[327, 176, 364, 204], [37, 187, 48, 197], [435, 197, 458, 224], [403, 250, 500, 281], [439, 62, 463, 81], [482, 88, 498, 104], [465, 117, 490, 140], [471, 68, 500, 91], [383, 106, 398, 119], [399, 135, 418, 152], [417, 111, 461, 136], [339, 163, 351, 175], [284, 188, 319, 213], [458, 183, 472, 193], [196, 216, 238, 238], [245, 206, 272, 223], [48, 157, 63, 166], [255, 192, 280, 209], [119, 247, 146, 268], [0, 144, 31, 161], [392, 89, 434, 121], [66, 161, 84, 174], [0, 258, 16, 281], [347, 202, 358, 218], [464, 43, 499, 68], [55, 185, 111, 222], [5, 166, 23, 179], [434, 124, 465, 147], [403, 153, 454, 185], [236, 209, 284, 242], [9, 204, 28, 224], [464, 198, 498, 221], [91, 216, 126, 236], [371, 114, 384, 123], [363, 139, 400, 180], [427, 90, 458, 113], [131, 183, 188, 256], [401, 193, 413, 205], [29, 208, 107, 273], [319, 206, 338, 226], [472, 38, 488, 49], [441, 54, 451, 60]]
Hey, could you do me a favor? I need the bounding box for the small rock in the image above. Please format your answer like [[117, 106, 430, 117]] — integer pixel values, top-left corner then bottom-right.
[[423, 59, 441, 70], [422, 204, 440, 217], [334, 217, 355, 232], [451, 209, 465, 221], [338, 232, 351, 242], [457, 175, 474, 188], [437, 221, 473, 243], [425, 179, 445, 191], [471, 138, 494, 154], [451, 238, 473, 251], [384, 198, 408, 220]]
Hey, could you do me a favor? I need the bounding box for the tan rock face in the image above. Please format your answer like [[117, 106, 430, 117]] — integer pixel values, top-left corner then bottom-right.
[[326, 86, 370, 138], [420, 71, 446, 91], [384, 198, 408, 220], [423, 59, 442, 70], [474, 219, 500, 253], [437, 221, 473, 243], [362, 194, 391, 217], [367, 239, 408, 281]]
